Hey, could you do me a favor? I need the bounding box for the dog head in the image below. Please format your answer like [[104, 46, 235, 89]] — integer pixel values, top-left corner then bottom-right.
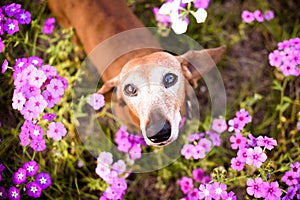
[[98, 46, 226, 146]]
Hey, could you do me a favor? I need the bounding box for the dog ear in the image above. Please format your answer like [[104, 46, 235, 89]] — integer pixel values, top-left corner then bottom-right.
[[97, 75, 120, 94], [177, 46, 226, 87]]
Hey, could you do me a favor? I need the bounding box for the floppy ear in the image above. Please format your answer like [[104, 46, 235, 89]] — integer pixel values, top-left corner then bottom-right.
[[97, 75, 120, 94], [177, 46, 226, 87]]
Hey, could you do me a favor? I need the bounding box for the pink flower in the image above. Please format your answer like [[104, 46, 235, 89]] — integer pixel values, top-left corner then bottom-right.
[[198, 138, 212, 153], [235, 109, 252, 125], [211, 182, 227, 200], [187, 188, 200, 200], [237, 148, 248, 162], [192, 168, 204, 183], [198, 184, 213, 200], [181, 144, 196, 159], [1, 59, 8, 73], [97, 152, 113, 166], [228, 118, 244, 133], [28, 69, 47, 88], [192, 145, 206, 159], [231, 157, 245, 171], [178, 176, 194, 194], [212, 118, 227, 133], [269, 50, 282, 67], [12, 92, 26, 111], [47, 78, 64, 98], [246, 177, 267, 198], [43, 17, 55, 34], [129, 144, 142, 160], [256, 136, 277, 150], [282, 171, 298, 186], [88, 93, 105, 110], [290, 162, 300, 176], [241, 10, 255, 23], [246, 147, 267, 168], [253, 10, 264, 22], [112, 160, 126, 175], [47, 122, 67, 141], [230, 132, 247, 150], [264, 10, 274, 21]]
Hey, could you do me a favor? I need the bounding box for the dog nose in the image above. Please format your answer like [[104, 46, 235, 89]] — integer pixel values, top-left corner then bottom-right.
[[146, 120, 171, 143]]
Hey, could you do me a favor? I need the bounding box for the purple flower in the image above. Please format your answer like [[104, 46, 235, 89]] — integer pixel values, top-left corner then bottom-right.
[[128, 143, 142, 160], [290, 162, 300, 176], [8, 186, 20, 200], [1, 59, 8, 73], [231, 157, 245, 171], [256, 136, 277, 150], [247, 133, 257, 147], [26, 182, 42, 198], [4, 3, 21, 17], [192, 168, 204, 183], [282, 186, 296, 200], [23, 160, 39, 177], [42, 17, 55, 34], [194, 0, 210, 9], [242, 10, 255, 24], [223, 191, 237, 200], [187, 188, 199, 200], [246, 146, 267, 168], [187, 133, 203, 142], [246, 177, 267, 198], [47, 78, 64, 98], [230, 132, 247, 149], [4, 18, 19, 35], [198, 183, 213, 200], [88, 93, 105, 110], [282, 171, 298, 186], [103, 186, 123, 199], [12, 168, 27, 185], [264, 10, 274, 21], [0, 163, 5, 173], [0, 38, 4, 53], [97, 152, 113, 166], [47, 122, 67, 141], [212, 118, 227, 133], [264, 181, 282, 199], [27, 95, 48, 115], [253, 10, 264, 22], [178, 176, 194, 194], [16, 9, 31, 24], [42, 113, 57, 122], [22, 83, 41, 98], [30, 138, 46, 151], [0, 186, 7, 199], [35, 172, 52, 189]]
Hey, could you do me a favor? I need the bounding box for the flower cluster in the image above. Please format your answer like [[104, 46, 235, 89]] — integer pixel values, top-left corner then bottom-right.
[[96, 152, 129, 200], [178, 168, 211, 197], [0, 3, 32, 53], [241, 9, 274, 24], [115, 126, 146, 161], [246, 178, 282, 199], [42, 17, 55, 35], [268, 37, 300, 77], [6, 56, 68, 151], [229, 109, 277, 170], [281, 162, 300, 200], [88, 93, 105, 110], [181, 117, 227, 160], [153, 0, 210, 34], [0, 161, 52, 199]]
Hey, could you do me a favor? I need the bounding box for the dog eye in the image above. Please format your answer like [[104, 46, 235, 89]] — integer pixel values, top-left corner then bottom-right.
[[124, 84, 138, 96], [163, 73, 178, 88]]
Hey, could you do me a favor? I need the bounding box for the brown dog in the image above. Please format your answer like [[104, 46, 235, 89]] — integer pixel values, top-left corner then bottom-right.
[[48, 0, 226, 146]]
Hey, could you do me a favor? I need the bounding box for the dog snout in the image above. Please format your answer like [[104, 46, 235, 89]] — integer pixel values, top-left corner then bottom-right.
[[146, 111, 171, 143]]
